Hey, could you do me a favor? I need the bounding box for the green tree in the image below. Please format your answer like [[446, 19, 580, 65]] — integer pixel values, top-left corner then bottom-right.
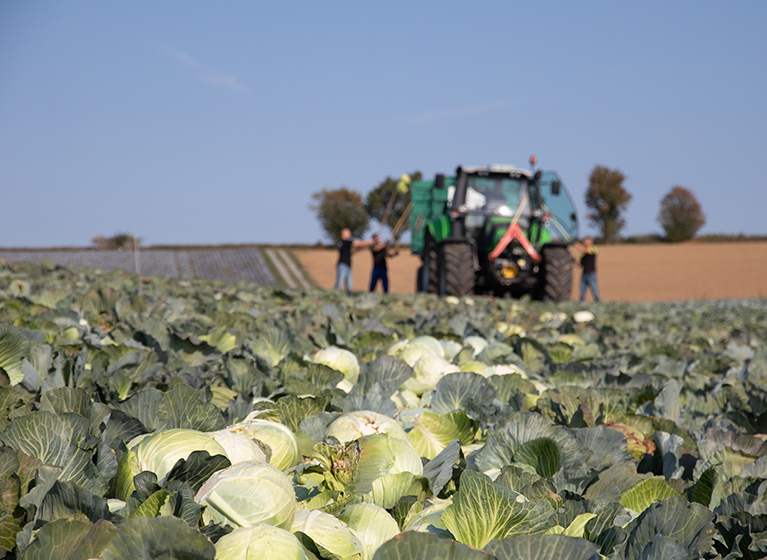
[[657, 185, 706, 242], [585, 165, 632, 242], [365, 171, 422, 235], [310, 187, 369, 242]]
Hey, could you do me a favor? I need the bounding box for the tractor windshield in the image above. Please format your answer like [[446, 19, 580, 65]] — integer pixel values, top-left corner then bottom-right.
[[462, 176, 526, 216]]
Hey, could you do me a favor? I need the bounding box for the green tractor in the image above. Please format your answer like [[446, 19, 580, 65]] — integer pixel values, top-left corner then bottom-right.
[[410, 160, 579, 300]]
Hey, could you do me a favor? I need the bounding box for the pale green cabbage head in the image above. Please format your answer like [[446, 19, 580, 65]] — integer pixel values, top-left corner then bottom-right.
[[130, 429, 228, 482], [353, 433, 423, 494], [440, 339, 464, 361], [486, 364, 528, 378], [225, 412, 301, 470], [339, 503, 399, 557], [291, 509, 368, 560], [408, 335, 445, 358], [401, 354, 460, 395], [395, 344, 436, 368], [215, 523, 307, 560], [574, 310, 595, 323], [209, 428, 268, 465], [462, 335, 489, 357], [195, 460, 297, 529], [460, 360, 488, 375], [115, 428, 230, 500], [312, 346, 360, 389], [326, 410, 408, 444]]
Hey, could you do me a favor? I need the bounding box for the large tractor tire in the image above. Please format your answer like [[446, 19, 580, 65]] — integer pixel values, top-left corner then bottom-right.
[[540, 245, 574, 302], [441, 243, 475, 297], [420, 230, 440, 294]]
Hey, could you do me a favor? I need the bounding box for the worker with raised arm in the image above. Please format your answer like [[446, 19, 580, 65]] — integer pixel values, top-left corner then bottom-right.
[[368, 234, 399, 294], [334, 228, 374, 292]]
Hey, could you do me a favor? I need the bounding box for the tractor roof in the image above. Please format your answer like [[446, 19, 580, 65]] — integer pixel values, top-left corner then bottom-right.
[[459, 164, 532, 177]]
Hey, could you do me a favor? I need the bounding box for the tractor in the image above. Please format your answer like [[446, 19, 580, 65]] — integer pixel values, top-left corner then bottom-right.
[[410, 159, 579, 300]]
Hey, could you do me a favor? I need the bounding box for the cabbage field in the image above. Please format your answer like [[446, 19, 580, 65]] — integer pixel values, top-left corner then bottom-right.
[[0, 260, 766, 559]]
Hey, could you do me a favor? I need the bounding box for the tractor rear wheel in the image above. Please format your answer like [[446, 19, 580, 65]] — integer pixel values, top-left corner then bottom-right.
[[540, 245, 574, 302], [441, 243, 474, 297]]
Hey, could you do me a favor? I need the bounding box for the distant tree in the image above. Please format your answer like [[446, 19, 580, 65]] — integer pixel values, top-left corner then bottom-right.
[[584, 165, 632, 243], [91, 233, 139, 249], [365, 171, 422, 235], [657, 185, 706, 242], [310, 187, 369, 242]]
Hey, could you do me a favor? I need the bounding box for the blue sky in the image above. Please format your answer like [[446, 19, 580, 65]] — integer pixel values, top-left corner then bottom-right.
[[1, 1, 765, 247]]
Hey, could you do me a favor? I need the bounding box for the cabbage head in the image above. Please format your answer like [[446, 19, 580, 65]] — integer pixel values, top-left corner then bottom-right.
[[115, 428, 228, 500], [209, 428, 268, 465], [352, 433, 423, 494], [195, 460, 297, 529], [339, 503, 399, 557], [326, 411, 408, 445], [312, 346, 360, 390], [215, 523, 307, 560], [401, 354, 460, 396], [462, 335, 489, 357], [394, 344, 436, 368], [408, 336, 445, 358], [291, 509, 368, 560], [224, 412, 300, 470]]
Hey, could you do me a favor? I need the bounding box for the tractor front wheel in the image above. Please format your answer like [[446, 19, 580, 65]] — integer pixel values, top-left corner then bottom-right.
[[422, 230, 440, 294], [441, 243, 474, 297], [539, 245, 574, 302]]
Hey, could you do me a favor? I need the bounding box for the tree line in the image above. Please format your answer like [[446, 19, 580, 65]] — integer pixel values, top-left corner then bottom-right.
[[310, 165, 706, 244]]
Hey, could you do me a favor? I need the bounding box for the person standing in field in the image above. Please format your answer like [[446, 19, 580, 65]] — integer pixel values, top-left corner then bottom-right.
[[574, 237, 600, 302], [334, 228, 373, 292], [368, 234, 399, 294]]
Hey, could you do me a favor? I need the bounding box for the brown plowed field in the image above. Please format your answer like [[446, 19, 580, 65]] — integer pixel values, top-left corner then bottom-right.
[[294, 242, 767, 302]]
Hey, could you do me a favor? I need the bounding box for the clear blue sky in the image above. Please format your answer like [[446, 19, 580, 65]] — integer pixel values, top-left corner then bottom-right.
[[2, 1, 765, 247]]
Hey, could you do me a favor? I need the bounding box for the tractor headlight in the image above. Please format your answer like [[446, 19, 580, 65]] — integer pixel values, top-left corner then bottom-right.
[[500, 263, 519, 279]]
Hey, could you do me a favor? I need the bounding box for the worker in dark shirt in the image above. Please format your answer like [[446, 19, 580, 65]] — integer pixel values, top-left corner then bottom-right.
[[574, 237, 600, 302], [334, 228, 373, 291], [368, 234, 398, 293]]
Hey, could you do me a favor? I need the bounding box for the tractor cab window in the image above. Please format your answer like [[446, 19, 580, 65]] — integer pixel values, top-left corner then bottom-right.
[[461, 175, 528, 231], [464, 176, 525, 216]]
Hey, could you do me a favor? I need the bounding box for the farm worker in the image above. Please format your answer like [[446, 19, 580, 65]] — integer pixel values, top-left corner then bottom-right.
[[574, 237, 600, 302], [334, 228, 374, 292], [368, 234, 399, 294]]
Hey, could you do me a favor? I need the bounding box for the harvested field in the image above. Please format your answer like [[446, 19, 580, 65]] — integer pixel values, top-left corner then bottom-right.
[[294, 242, 767, 302]]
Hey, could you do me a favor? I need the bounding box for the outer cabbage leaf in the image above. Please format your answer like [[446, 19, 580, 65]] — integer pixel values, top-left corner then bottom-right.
[[100, 516, 215, 560], [372, 531, 491, 560], [483, 534, 601, 560], [441, 470, 556, 549], [620, 496, 715, 560], [0, 411, 113, 494], [619, 477, 680, 516], [407, 411, 475, 460], [0, 324, 29, 386], [20, 518, 117, 560], [430, 372, 497, 420]]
